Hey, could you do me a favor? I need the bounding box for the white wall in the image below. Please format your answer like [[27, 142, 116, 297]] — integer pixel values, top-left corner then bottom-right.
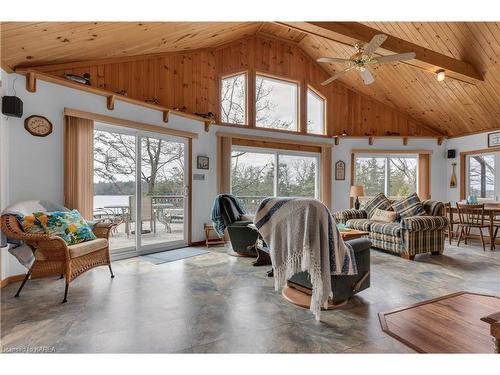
[[331, 138, 448, 212], [445, 132, 498, 204]]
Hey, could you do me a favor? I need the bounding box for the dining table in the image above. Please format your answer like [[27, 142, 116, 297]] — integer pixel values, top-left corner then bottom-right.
[[450, 203, 500, 251]]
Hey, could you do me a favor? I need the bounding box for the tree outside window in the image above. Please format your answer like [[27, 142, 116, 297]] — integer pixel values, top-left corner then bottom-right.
[[231, 149, 318, 212], [467, 154, 496, 199], [355, 155, 417, 198], [220, 73, 247, 125], [307, 88, 325, 135], [255, 75, 298, 131]]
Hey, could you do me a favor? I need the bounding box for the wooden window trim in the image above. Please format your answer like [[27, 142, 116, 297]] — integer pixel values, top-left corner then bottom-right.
[[218, 70, 249, 127], [460, 147, 500, 200], [350, 150, 430, 207], [306, 85, 327, 136], [216, 131, 332, 149], [65, 108, 195, 244], [217, 132, 331, 207], [255, 72, 301, 133], [63, 108, 198, 139]]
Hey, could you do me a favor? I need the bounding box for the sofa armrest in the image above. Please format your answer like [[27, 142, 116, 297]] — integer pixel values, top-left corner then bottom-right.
[[421, 200, 445, 216], [400, 216, 449, 232], [334, 209, 368, 224]]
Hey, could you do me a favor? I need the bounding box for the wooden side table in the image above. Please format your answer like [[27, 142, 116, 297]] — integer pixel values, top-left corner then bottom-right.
[[481, 311, 500, 353], [339, 229, 369, 241], [204, 223, 225, 247]]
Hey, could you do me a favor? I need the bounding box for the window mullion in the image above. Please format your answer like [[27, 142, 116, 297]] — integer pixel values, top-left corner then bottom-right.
[[385, 157, 390, 197], [274, 151, 279, 197]]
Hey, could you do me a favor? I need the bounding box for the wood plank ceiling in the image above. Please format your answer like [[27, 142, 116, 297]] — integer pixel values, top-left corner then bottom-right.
[[1, 21, 499, 137]]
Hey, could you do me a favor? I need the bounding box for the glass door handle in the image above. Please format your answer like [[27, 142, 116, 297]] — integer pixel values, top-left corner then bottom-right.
[[183, 185, 189, 197]]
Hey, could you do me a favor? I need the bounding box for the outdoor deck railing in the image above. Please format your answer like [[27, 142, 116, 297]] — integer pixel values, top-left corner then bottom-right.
[[234, 196, 268, 213]]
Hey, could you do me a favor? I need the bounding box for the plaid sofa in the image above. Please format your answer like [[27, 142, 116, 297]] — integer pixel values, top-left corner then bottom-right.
[[335, 200, 448, 259]]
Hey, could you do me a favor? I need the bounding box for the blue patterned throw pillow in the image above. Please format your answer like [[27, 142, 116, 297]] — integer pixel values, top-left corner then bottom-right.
[[391, 193, 427, 219], [38, 210, 96, 245], [363, 193, 393, 219], [16, 212, 46, 234]]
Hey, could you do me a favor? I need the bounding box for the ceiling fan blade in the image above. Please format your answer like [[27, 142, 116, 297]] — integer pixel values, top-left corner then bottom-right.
[[317, 57, 351, 64], [359, 68, 375, 85], [363, 34, 388, 56], [374, 52, 416, 64], [321, 67, 355, 86]]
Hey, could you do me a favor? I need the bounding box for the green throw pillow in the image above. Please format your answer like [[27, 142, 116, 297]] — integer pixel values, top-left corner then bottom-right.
[[39, 210, 96, 245]]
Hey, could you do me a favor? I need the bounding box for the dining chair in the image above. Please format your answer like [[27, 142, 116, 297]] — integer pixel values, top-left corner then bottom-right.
[[444, 202, 460, 245], [493, 212, 500, 249], [456, 203, 492, 251]]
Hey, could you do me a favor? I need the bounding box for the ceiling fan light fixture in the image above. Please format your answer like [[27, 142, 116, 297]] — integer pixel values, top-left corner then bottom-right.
[[436, 69, 446, 82]]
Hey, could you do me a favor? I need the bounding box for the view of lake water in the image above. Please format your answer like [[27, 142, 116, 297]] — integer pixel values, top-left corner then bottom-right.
[[94, 195, 129, 208]]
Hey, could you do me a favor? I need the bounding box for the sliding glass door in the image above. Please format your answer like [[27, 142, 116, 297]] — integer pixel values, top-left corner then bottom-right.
[[139, 135, 187, 252], [93, 124, 188, 257]]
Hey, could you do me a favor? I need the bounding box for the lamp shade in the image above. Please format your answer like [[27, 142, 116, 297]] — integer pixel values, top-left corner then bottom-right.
[[350, 185, 364, 197]]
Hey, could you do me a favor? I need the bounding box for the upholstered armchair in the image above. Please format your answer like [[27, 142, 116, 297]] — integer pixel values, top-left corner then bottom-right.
[[1, 202, 115, 303]]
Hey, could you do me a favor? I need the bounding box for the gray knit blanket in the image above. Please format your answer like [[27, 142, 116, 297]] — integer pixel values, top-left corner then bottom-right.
[[254, 197, 357, 320]]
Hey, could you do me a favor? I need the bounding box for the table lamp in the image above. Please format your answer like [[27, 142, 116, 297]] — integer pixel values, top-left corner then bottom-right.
[[350, 185, 365, 210]]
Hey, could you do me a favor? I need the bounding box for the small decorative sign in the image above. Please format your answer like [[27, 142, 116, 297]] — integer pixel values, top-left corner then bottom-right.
[[335, 160, 345, 180], [488, 132, 500, 148], [197, 155, 209, 170]]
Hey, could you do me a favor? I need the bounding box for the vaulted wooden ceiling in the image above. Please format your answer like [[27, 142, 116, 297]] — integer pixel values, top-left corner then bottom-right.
[[1, 21, 499, 137]]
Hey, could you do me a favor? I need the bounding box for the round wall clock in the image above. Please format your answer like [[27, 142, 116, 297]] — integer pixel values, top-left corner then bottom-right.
[[24, 115, 53, 137]]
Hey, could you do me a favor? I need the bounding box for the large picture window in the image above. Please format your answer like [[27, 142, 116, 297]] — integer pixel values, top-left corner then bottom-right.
[[255, 74, 298, 131], [466, 151, 499, 200], [354, 155, 418, 199], [231, 147, 319, 212], [220, 72, 247, 125], [307, 88, 325, 135]]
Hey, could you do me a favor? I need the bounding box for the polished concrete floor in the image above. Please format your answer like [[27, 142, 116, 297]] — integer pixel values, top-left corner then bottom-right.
[[1, 242, 499, 353]]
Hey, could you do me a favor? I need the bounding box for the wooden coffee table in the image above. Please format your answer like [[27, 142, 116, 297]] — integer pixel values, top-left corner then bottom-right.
[[339, 228, 369, 241]]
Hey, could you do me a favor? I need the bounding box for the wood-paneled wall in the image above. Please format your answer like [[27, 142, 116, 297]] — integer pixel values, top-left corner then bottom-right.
[[46, 36, 437, 137]]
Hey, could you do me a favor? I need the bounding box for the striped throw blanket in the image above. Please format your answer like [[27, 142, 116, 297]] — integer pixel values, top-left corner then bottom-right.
[[254, 197, 357, 320]]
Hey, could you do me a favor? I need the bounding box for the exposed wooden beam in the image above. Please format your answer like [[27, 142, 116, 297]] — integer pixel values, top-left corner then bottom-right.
[[26, 71, 36, 92], [1, 60, 14, 74], [276, 22, 483, 84]]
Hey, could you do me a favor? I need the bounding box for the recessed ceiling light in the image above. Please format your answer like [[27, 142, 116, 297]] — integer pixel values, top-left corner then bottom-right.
[[436, 69, 446, 82]]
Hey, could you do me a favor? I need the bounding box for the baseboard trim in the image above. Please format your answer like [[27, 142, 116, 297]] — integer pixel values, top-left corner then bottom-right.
[[190, 240, 206, 247], [448, 232, 500, 244], [1, 274, 25, 288]]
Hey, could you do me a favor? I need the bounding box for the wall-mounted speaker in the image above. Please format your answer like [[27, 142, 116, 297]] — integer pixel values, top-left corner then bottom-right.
[[447, 149, 456, 159], [2, 96, 23, 118]]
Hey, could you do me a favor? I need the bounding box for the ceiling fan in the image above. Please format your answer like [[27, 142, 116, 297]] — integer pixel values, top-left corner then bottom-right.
[[317, 34, 416, 86]]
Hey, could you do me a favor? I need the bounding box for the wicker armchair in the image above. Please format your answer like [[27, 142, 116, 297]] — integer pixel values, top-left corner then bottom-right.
[[1, 214, 115, 303]]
